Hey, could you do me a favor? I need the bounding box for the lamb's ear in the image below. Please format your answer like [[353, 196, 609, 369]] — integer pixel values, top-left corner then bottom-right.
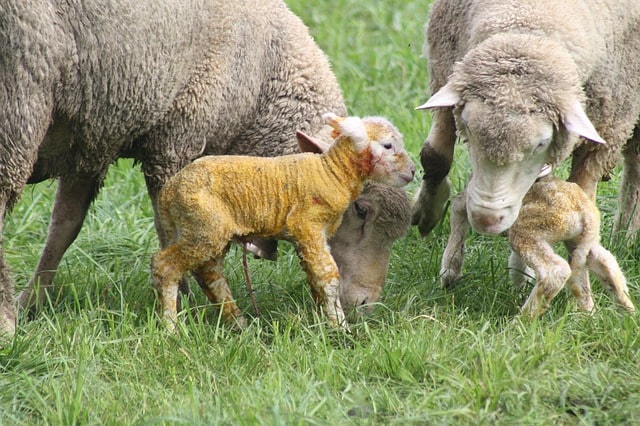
[[296, 131, 331, 153], [562, 99, 606, 144], [415, 83, 461, 110], [323, 113, 367, 146]]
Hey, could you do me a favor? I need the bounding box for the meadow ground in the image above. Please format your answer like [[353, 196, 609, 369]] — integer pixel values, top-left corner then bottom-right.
[[1, 1, 639, 424]]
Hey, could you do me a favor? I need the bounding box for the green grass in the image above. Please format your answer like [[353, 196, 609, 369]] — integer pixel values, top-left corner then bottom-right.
[[2, 0, 640, 424]]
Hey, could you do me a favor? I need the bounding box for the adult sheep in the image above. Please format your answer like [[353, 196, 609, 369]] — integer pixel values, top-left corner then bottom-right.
[[0, 0, 408, 337], [411, 0, 640, 237]]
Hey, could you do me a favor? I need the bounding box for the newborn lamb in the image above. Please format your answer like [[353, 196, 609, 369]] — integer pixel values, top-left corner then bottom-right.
[[509, 176, 635, 316], [441, 176, 636, 316], [152, 113, 415, 330]]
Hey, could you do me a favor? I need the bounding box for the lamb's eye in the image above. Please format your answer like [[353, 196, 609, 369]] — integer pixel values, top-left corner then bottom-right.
[[382, 143, 393, 150]]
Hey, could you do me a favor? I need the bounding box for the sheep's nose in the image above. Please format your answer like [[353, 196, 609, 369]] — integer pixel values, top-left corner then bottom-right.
[[471, 210, 504, 230]]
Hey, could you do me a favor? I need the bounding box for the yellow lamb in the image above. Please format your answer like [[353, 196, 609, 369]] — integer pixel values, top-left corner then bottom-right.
[[509, 176, 635, 316], [441, 175, 636, 316], [152, 113, 415, 330]]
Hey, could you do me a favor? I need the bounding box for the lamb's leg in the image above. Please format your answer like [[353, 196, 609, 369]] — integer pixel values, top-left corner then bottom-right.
[[194, 256, 247, 329], [615, 127, 640, 236], [295, 230, 347, 329], [512, 239, 572, 317], [508, 251, 535, 290], [587, 245, 636, 312], [18, 174, 101, 312], [145, 174, 192, 306], [411, 109, 456, 236], [440, 191, 469, 288], [565, 247, 595, 313]]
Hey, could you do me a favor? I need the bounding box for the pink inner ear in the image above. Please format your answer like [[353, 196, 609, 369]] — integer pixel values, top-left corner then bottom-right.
[[296, 130, 331, 153], [416, 83, 461, 110], [563, 100, 606, 144]]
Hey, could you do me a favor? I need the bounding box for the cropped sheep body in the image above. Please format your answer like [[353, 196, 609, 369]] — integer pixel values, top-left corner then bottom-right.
[[152, 115, 415, 329], [0, 0, 347, 336], [412, 0, 640, 238]]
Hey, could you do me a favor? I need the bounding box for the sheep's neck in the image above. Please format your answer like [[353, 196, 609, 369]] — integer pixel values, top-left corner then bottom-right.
[[321, 138, 371, 200]]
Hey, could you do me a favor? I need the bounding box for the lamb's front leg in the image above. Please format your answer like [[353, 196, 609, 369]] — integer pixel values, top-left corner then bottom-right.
[[411, 109, 456, 236], [295, 229, 347, 330]]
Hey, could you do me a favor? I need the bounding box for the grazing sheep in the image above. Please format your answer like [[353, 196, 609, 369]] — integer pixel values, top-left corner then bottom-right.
[[441, 176, 636, 316], [152, 113, 415, 330], [0, 0, 351, 337], [411, 0, 640, 238]]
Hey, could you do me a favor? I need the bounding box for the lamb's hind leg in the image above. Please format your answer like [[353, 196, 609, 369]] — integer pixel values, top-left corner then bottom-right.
[[587, 245, 635, 312], [152, 239, 218, 330], [565, 246, 595, 313], [512, 239, 572, 317], [18, 174, 101, 312], [194, 254, 247, 329]]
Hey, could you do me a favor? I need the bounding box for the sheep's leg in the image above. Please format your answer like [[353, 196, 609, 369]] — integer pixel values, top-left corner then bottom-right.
[[615, 127, 640, 236], [513, 240, 572, 317], [587, 245, 636, 312], [295, 232, 346, 329], [18, 174, 101, 312], [440, 191, 469, 288], [411, 109, 456, 236], [0, 197, 16, 337], [194, 256, 247, 329]]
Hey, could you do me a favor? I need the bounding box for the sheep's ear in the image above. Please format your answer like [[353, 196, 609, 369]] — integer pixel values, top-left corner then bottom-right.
[[296, 131, 331, 153], [415, 83, 461, 110], [323, 113, 367, 146], [562, 100, 606, 144]]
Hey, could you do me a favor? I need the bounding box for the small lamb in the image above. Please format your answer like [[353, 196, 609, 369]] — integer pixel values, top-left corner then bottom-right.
[[441, 176, 635, 317], [509, 176, 635, 316], [151, 113, 415, 330]]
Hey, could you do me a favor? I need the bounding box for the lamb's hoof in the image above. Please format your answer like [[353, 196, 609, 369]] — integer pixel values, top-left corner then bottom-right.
[[225, 314, 248, 332]]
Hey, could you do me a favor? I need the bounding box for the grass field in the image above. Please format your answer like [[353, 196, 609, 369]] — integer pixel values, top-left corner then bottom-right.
[[2, 1, 640, 424]]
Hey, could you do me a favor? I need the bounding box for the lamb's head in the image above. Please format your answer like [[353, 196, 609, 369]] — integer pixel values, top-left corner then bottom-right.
[[417, 34, 604, 235], [323, 113, 415, 187]]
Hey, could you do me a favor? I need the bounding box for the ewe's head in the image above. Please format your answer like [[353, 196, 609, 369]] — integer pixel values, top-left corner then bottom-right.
[[416, 34, 604, 235], [322, 113, 415, 187]]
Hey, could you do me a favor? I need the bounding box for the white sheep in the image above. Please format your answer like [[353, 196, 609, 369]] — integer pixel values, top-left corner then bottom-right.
[[1, 0, 350, 337], [412, 0, 640, 239], [152, 113, 415, 330], [441, 176, 636, 316]]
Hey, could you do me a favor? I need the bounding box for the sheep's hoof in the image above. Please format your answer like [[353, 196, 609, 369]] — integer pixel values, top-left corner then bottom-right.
[[440, 269, 461, 289]]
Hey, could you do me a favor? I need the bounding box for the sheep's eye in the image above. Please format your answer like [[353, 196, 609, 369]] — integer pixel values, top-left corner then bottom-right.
[[382, 143, 393, 150], [534, 137, 552, 152], [354, 201, 368, 220]]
